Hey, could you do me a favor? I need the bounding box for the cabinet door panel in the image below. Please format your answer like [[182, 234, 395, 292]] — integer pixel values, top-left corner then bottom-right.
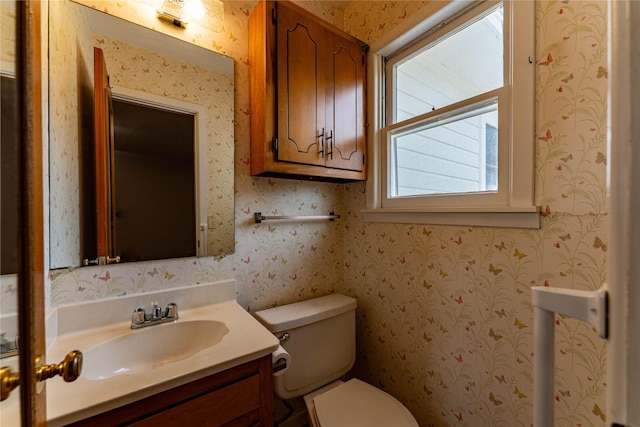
[[277, 3, 325, 166], [131, 375, 261, 427], [325, 34, 365, 171]]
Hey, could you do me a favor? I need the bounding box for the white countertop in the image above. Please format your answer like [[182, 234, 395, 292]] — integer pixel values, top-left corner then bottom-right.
[[1, 280, 279, 426]]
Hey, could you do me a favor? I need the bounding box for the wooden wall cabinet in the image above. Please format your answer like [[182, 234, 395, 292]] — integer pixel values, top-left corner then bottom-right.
[[250, 0, 367, 182], [68, 356, 273, 427]]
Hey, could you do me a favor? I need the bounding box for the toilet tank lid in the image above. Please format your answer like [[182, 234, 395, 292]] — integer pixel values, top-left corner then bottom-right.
[[254, 294, 357, 332]]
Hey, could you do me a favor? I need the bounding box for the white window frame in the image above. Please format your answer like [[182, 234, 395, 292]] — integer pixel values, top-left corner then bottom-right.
[[362, 0, 539, 229]]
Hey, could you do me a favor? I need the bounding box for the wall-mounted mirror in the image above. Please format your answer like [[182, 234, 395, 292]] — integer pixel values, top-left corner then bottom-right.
[[1, 0, 19, 359], [49, 0, 235, 269]]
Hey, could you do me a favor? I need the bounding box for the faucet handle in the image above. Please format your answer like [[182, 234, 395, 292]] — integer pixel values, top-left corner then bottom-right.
[[165, 303, 178, 319], [151, 302, 163, 320], [132, 307, 145, 325]]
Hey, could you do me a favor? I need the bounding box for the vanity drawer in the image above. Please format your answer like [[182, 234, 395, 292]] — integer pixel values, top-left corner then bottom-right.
[[131, 374, 260, 426]]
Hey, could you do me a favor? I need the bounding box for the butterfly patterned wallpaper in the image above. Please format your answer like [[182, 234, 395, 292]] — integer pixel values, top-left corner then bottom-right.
[[343, 1, 608, 426], [47, 0, 347, 305], [48, 0, 93, 269], [39, 1, 608, 426], [0, 1, 16, 66]]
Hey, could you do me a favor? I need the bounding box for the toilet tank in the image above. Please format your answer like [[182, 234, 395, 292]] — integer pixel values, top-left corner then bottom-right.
[[254, 294, 357, 400]]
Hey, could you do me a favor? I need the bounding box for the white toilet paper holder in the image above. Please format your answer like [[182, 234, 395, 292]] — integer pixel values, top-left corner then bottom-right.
[[272, 344, 291, 376], [273, 357, 288, 374]]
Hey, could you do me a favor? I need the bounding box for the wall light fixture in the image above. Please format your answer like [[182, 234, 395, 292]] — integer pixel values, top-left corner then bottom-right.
[[157, 0, 204, 28]]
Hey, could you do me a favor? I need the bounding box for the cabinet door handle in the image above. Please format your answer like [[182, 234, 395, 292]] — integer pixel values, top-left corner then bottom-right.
[[318, 128, 325, 158], [326, 130, 333, 159]]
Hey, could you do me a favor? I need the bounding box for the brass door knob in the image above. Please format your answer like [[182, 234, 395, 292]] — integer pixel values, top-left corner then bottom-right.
[[36, 350, 83, 383], [0, 366, 20, 401], [0, 350, 83, 401]]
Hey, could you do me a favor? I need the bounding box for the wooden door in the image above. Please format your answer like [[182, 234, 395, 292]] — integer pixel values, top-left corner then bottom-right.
[[16, 0, 47, 424], [324, 32, 366, 172], [276, 1, 326, 167], [93, 47, 114, 259]]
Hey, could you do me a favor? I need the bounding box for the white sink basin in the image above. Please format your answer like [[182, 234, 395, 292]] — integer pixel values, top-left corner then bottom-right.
[[83, 320, 229, 380]]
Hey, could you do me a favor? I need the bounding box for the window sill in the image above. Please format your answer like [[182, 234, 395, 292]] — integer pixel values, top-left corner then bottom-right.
[[361, 206, 541, 229]]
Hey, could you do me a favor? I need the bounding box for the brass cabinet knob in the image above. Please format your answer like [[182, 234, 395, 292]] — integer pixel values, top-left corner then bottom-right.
[[0, 350, 83, 401]]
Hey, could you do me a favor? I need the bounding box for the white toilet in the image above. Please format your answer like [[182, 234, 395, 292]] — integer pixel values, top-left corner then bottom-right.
[[254, 294, 419, 427]]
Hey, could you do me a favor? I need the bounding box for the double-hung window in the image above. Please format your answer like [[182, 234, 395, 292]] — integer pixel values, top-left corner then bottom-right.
[[364, 0, 538, 228]]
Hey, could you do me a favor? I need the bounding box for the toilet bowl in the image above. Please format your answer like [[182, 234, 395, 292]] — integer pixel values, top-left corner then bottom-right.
[[304, 379, 418, 427], [254, 294, 418, 427]]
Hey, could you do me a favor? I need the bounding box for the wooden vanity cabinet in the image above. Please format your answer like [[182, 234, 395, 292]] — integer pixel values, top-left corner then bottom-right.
[[249, 0, 367, 182], [68, 355, 273, 427]]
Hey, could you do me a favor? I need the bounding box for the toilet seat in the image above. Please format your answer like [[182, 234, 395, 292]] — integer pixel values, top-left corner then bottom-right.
[[305, 379, 418, 427]]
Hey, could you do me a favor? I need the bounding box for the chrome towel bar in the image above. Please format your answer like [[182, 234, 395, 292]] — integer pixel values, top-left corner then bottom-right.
[[254, 211, 340, 223]]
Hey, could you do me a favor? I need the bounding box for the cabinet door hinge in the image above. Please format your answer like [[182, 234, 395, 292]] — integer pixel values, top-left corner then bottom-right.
[[363, 154, 365, 164], [272, 137, 278, 152], [272, 6, 277, 23]]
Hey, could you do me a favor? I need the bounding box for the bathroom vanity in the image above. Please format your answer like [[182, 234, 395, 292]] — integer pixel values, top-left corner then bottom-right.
[[40, 281, 279, 426], [68, 355, 272, 426]]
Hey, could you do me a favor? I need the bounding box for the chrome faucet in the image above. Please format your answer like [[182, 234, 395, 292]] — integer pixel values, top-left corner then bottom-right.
[[131, 302, 179, 329]]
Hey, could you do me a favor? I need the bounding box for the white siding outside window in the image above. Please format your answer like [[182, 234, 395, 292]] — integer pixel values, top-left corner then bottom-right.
[[390, 98, 498, 197]]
